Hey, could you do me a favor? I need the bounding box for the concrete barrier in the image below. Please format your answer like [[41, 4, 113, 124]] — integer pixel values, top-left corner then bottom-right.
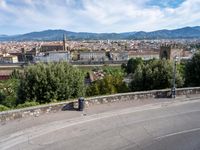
[[1, 87, 200, 122]]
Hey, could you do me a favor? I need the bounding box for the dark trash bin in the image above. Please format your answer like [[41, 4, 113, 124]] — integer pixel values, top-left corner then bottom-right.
[[78, 97, 85, 111]]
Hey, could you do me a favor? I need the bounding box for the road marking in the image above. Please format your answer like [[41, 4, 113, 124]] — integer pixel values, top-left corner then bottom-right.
[[0, 99, 200, 149], [156, 128, 200, 140]]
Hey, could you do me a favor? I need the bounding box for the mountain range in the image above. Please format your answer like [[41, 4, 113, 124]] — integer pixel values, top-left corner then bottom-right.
[[0, 26, 200, 41]]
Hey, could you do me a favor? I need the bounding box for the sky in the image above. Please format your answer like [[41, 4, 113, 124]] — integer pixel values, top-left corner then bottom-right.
[[0, 0, 200, 35]]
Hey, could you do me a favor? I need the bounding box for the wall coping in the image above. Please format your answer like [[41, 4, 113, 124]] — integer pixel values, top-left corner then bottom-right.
[[87, 87, 200, 100], [0, 99, 76, 115], [1, 87, 200, 116]]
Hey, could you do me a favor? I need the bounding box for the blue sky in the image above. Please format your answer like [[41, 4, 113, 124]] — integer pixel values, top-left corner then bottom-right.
[[0, 0, 199, 35]]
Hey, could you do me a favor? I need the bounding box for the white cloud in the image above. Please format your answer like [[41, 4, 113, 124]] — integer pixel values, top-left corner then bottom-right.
[[0, 0, 6, 8], [0, 0, 200, 34], [156, 0, 200, 29]]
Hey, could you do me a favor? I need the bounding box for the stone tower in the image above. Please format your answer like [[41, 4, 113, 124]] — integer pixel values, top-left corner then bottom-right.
[[160, 44, 184, 60], [160, 45, 171, 60]]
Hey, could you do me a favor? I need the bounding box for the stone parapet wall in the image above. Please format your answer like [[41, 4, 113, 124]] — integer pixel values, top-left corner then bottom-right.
[[1, 87, 200, 122]]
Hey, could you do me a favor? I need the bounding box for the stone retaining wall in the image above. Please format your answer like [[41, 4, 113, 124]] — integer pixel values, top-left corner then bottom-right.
[[1, 87, 200, 122]]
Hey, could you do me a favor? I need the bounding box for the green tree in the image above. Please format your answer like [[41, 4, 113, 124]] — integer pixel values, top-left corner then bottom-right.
[[126, 58, 143, 74], [103, 66, 125, 77], [11, 69, 22, 79], [130, 59, 184, 91], [121, 63, 127, 72], [86, 82, 100, 96], [185, 52, 200, 86], [0, 79, 19, 108], [17, 62, 86, 104], [86, 75, 129, 97], [0, 105, 9, 112]]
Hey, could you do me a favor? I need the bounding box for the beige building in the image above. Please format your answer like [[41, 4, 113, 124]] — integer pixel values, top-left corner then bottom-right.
[[79, 51, 107, 61], [34, 51, 70, 62], [1, 54, 18, 63], [128, 50, 159, 60], [109, 51, 129, 61]]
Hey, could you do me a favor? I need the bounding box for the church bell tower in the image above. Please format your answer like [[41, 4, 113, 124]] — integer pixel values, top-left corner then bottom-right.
[[63, 34, 66, 51]]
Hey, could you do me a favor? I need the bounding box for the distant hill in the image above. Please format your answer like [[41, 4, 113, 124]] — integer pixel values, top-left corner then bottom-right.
[[0, 35, 8, 38], [0, 26, 200, 41]]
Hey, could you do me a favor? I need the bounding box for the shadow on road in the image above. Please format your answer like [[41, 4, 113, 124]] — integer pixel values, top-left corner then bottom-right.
[[62, 102, 78, 111], [155, 91, 172, 98]]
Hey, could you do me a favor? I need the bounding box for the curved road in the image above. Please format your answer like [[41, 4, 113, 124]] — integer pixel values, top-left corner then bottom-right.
[[1, 98, 200, 150]]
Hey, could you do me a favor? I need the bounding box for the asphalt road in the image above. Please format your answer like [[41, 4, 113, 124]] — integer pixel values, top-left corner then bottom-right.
[[1, 98, 200, 150]]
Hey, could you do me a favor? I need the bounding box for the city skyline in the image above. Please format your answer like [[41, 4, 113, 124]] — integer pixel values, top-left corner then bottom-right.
[[0, 0, 200, 35]]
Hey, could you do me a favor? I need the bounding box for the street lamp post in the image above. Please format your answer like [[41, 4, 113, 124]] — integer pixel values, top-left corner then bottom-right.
[[171, 56, 178, 98]]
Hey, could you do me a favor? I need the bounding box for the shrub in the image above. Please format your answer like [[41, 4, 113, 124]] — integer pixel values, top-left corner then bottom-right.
[[86, 75, 130, 97], [11, 69, 22, 79], [0, 105, 9, 112], [0, 79, 19, 108], [16, 101, 39, 109]]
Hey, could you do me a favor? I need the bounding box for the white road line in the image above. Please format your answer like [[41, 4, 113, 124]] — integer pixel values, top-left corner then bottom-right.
[[156, 128, 200, 140]]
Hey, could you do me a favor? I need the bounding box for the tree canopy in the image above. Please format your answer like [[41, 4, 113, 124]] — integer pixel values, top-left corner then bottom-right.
[[130, 59, 184, 91], [185, 52, 200, 87], [17, 62, 86, 104], [86, 74, 129, 96], [126, 58, 143, 74], [0, 79, 19, 108]]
